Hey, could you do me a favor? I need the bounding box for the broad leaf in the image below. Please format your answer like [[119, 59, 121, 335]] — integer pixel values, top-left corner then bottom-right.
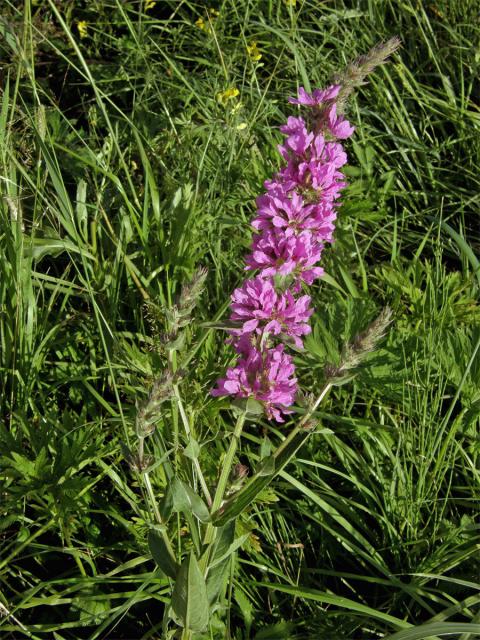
[[171, 553, 209, 632], [148, 529, 178, 580], [171, 478, 210, 523], [205, 521, 235, 605]]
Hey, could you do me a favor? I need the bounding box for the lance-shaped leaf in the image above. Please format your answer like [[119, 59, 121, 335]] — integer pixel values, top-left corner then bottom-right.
[[205, 521, 235, 605], [162, 478, 210, 523], [173, 478, 210, 523], [148, 529, 178, 580], [171, 553, 210, 632]]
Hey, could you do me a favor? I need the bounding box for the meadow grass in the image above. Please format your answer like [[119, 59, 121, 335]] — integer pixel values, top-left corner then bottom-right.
[[0, 0, 479, 638]]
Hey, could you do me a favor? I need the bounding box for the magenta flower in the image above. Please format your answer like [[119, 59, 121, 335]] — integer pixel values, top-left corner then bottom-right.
[[253, 190, 337, 245], [277, 158, 345, 204], [279, 116, 314, 155], [288, 86, 354, 140], [253, 191, 320, 235], [326, 103, 355, 139], [245, 229, 324, 286], [230, 276, 313, 347], [212, 345, 298, 422], [310, 137, 348, 168], [288, 85, 340, 107]]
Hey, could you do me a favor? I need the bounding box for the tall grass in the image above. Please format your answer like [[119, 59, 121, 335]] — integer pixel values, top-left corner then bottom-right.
[[0, 0, 479, 637]]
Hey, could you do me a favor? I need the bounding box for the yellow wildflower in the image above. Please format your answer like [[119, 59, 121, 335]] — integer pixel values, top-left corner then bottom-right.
[[195, 8, 219, 32], [284, 0, 297, 6], [216, 87, 240, 106], [145, 0, 156, 9], [77, 20, 88, 39], [246, 41, 262, 62]]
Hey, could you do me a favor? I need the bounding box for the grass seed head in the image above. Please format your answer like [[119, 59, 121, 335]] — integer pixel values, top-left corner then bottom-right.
[[334, 37, 402, 113]]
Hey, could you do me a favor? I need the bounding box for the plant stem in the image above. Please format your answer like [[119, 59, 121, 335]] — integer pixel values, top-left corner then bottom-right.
[[138, 436, 176, 563], [181, 627, 192, 640], [167, 351, 179, 462], [138, 435, 145, 464], [274, 382, 332, 459], [173, 383, 212, 507], [211, 412, 246, 515], [143, 468, 177, 568], [201, 412, 246, 566], [211, 383, 332, 526], [63, 525, 87, 578]]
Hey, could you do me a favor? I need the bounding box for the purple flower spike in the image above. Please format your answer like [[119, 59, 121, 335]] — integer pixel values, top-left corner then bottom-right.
[[212, 345, 298, 422], [230, 276, 313, 348], [212, 80, 354, 421], [288, 86, 354, 141]]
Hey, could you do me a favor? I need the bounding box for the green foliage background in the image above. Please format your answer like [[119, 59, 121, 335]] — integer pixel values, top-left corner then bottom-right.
[[0, 0, 479, 638]]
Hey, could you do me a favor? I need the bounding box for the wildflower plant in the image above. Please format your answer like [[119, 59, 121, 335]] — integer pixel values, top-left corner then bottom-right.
[[132, 39, 401, 637]]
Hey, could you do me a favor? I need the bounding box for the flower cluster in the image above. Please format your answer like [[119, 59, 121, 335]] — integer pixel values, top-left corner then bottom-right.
[[213, 85, 355, 421]]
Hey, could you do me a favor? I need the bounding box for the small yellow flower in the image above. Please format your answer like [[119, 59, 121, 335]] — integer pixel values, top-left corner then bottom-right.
[[145, 0, 156, 9], [77, 20, 88, 39], [284, 0, 297, 6], [195, 8, 219, 32], [216, 87, 240, 106], [246, 41, 262, 62]]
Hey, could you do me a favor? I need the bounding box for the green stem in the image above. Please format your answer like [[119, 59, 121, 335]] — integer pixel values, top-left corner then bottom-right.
[[137, 427, 177, 575], [167, 351, 179, 462], [143, 470, 177, 566], [181, 627, 192, 640], [138, 435, 145, 464], [201, 412, 246, 566], [274, 382, 332, 459], [211, 412, 246, 515], [63, 525, 87, 578], [212, 383, 332, 526], [173, 383, 212, 507]]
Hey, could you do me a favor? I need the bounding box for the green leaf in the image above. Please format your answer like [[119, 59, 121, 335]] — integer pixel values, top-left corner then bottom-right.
[[148, 529, 178, 580], [260, 436, 273, 459], [383, 622, 480, 640], [183, 438, 200, 460], [232, 397, 264, 416], [256, 456, 275, 477], [246, 397, 264, 415], [234, 588, 253, 636], [171, 553, 210, 632], [160, 485, 174, 523], [254, 582, 410, 630], [209, 533, 250, 570], [25, 236, 96, 261], [164, 332, 186, 351], [171, 478, 210, 523], [205, 521, 235, 605]]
